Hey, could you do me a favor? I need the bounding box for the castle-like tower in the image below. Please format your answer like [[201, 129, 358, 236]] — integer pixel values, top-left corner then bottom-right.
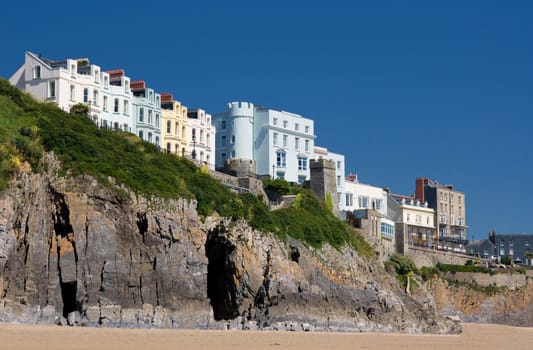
[[213, 102, 255, 169]]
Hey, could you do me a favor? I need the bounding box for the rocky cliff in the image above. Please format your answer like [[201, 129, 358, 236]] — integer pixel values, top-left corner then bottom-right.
[[428, 274, 533, 327], [0, 154, 460, 333]]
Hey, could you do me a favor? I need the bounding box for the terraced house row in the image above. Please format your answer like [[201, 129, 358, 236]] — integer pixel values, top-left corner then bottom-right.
[[10, 52, 215, 168], [8, 51, 467, 256]]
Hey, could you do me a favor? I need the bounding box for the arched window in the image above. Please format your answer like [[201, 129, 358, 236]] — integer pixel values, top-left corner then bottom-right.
[[166, 142, 171, 153], [166, 120, 171, 134], [139, 130, 144, 140]]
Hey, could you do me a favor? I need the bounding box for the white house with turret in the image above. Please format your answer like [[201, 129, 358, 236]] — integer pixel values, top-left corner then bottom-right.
[[213, 102, 316, 184]]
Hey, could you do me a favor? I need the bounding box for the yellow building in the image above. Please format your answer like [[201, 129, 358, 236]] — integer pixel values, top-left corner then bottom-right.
[[161, 93, 188, 157]]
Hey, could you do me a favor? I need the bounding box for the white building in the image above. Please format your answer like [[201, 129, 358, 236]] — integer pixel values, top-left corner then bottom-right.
[[313, 146, 346, 211], [187, 109, 216, 169], [102, 69, 133, 132], [129, 79, 162, 148], [9, 51, 133, 132], [344, 174, 388, 216], [213, 102, 316, 184], [344, 174, 395, 245]]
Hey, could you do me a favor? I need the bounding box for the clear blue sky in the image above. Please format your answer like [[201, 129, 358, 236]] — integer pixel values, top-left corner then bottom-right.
[[1, 1, 532, 239]]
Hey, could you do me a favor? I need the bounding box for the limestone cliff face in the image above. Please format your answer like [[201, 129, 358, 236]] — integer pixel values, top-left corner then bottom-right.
[[0, 155, 459, 333], [428, 277, 533, 326]]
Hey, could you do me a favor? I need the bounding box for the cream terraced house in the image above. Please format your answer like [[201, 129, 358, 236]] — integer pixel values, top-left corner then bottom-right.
[[415, 178, 467, 252], [388, 193, 437, 254], [161, 93, 188, 157]]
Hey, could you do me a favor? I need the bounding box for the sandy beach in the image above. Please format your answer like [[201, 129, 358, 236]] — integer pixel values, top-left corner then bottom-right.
[[0, 323, 531, 350]]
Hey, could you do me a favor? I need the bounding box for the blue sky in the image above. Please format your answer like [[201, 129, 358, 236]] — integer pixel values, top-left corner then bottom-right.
[[1, 1, 532, 239]]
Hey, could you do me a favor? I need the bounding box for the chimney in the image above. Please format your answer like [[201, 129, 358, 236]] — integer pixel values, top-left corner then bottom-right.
[[415, 178, 428, 202], [346, 173, 358, 183], [160, 93, 173, 104]]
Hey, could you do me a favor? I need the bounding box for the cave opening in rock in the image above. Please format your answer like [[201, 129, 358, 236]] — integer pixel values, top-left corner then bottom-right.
[[290, 246, 300, 263], [205, 230, 239, 321], [60, 281, 77, 317]]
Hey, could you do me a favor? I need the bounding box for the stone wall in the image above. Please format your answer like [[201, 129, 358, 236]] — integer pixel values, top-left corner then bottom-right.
[[208, 169, 267, 202], [443, 271, 533, 290], [406, 247, 471, 268], [223, 158, 256, 178]]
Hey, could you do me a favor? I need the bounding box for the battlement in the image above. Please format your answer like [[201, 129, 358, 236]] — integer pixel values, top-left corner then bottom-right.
[[227, 101, 254, 118]]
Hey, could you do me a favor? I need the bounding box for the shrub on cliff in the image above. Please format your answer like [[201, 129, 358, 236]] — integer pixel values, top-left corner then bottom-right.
[[436, 262, 492, 274], [385, 254, 418, 293], [385, 253, 418, 275]]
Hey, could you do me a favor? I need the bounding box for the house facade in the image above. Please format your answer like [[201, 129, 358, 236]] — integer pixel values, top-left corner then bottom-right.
[[344, 174, 387, 216], [466, 239, 496, 260], [129, 80, 162, 148], [9, 51, 134, 132], [388, 193, 436, 254], [344, 174, 395, 251], [415, 178, 467, 248], [213, 102, 316, 183], [187, 109, 216, 169], [492, 232, 533, 264], [161, 93, 188, 157]]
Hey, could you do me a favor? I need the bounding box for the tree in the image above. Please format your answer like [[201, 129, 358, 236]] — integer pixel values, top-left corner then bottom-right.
[[500, 255, 512, 265]]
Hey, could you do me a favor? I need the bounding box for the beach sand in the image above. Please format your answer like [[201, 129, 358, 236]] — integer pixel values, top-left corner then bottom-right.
[[0, 323, 531, 350]]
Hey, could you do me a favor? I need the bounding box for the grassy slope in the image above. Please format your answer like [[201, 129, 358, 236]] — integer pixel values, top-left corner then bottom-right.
[[0, 79, 372, 256]]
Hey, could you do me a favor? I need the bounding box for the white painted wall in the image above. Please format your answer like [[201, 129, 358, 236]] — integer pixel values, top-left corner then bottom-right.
[[344, 180, 388, 217], [188, 109, 216, 169], [133, 88, 162, 148], [10, 52, 135, 132], [400, 204, 435, 228]]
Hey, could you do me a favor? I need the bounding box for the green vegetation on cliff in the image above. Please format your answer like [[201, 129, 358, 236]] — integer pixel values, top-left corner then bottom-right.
[[0, 79, 372, 256]]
